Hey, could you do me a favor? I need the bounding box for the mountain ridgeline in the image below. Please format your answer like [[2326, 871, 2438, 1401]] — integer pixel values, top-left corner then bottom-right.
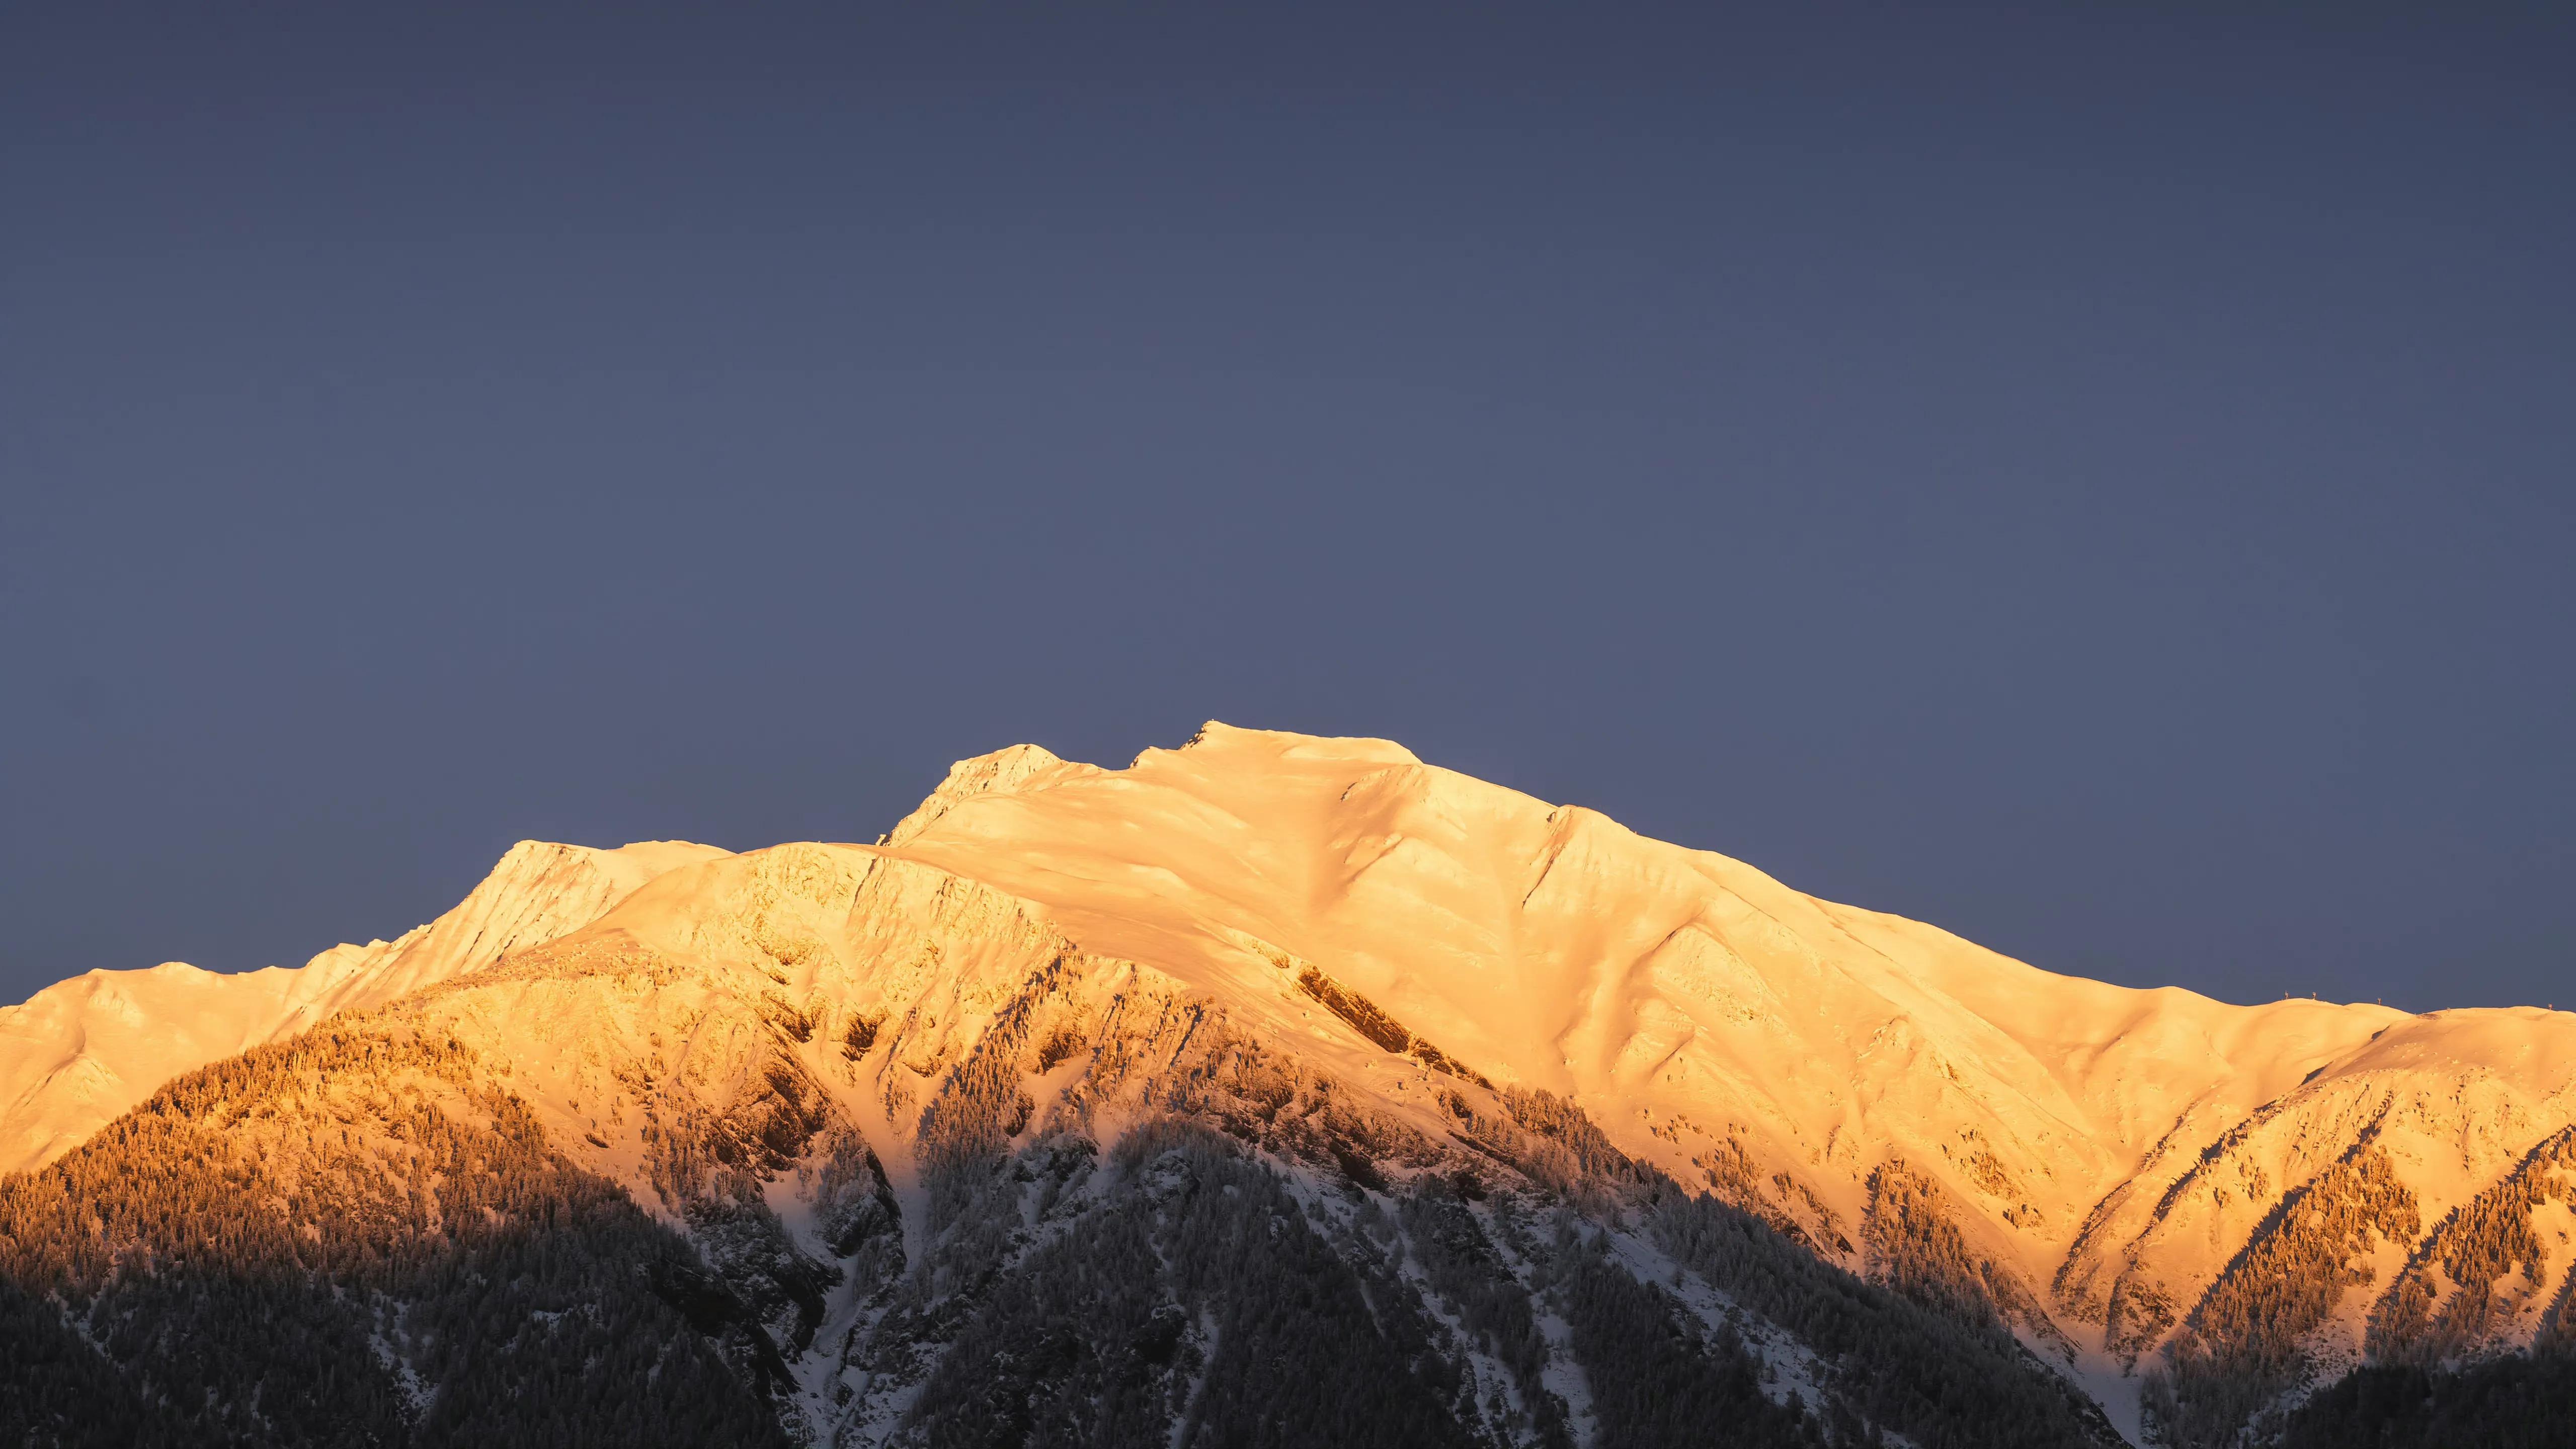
[[3, 725, 2571, 1446]]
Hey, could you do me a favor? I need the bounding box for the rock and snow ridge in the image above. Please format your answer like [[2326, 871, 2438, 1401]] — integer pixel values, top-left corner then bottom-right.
[[0, 838, 727, 1174], [4, 723, 2570, 1446]]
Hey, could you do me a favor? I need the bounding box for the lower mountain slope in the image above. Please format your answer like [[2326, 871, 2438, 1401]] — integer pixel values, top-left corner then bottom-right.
[[0, 1026, 790, 1448], [2278, 1353, 2576, 1448]]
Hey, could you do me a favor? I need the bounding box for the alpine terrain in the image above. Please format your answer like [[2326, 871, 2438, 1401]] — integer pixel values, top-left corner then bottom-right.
[[4, 725, 2571, 1447]]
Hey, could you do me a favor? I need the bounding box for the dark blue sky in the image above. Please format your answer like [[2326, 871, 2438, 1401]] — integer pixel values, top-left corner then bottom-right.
[[5, 5, 2569, 1013]]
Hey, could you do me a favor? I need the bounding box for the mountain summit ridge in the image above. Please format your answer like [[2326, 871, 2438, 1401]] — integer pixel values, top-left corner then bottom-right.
[[4, 723, 2569, 1447]]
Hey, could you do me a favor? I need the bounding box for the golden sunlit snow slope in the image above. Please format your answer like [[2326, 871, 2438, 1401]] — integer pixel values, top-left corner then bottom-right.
[[7, 722, 2571, 1433], [862, 725, 2576, 1381], [878, 727, 2376, 1197], [0, 839, 726, 1174]]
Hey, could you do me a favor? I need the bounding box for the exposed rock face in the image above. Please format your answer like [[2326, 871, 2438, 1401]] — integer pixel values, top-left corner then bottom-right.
[[2, 724, 2569, 1446]]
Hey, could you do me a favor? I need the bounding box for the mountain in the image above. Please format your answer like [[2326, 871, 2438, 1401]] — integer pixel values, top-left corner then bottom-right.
[[0, 839, 728, 1175], [2, 724, 2569, 1448]]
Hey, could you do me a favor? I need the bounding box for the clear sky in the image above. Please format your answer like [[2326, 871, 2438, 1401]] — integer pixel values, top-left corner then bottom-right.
[[5, 5, 2569, 1014]]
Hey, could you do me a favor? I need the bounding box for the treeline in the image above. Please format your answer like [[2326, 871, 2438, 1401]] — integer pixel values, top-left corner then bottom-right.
[[0, 1027, 791, 1448], [0, 1273, 191, 1448], [1553, 1235, 1828, 1449], [3, 1000, 2195, 1449], [2148, 1144, 2421, 1448], [1657, 1191, 2120, 1448], [2369, 1125, 2576, 1365], [886, 1087, 2129, 1449], [1399, 1186, 1576, 1449], [1861, 1160, 2061, 1356], [898, 1125, 1483, 1448], [2281, 1354, 2576, 1449], [905, 1204, 1188, 1447]]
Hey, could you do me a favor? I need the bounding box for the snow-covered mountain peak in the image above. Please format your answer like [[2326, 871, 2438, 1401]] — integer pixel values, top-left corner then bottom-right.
[[1166, 718, 1425, 765], [883, 742, 1096, 846], [7, 728, 2570, 1447], [0, 836, 726, 1174]]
